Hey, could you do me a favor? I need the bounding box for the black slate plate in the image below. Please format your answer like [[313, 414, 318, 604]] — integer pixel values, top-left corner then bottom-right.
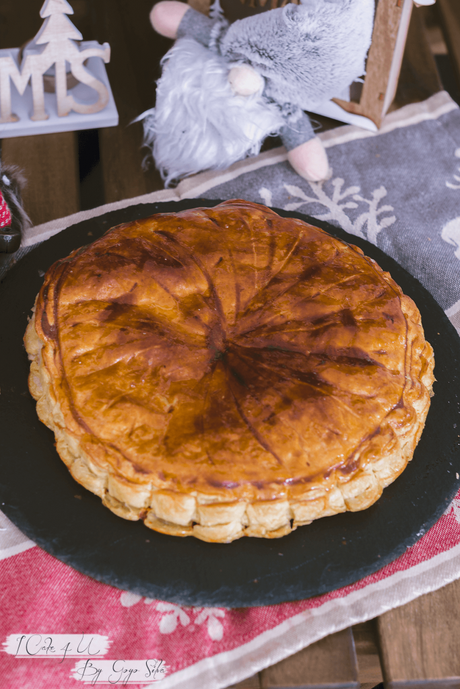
[[1, 199, 460, 607]]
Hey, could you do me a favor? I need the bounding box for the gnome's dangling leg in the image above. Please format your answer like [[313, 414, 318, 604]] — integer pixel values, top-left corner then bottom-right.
[[151, 1, 218, 45], [280, 107, 330, 183]]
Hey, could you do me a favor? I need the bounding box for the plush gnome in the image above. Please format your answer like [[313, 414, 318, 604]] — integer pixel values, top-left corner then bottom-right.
[[0, 164, 30, 253], [143, 0, 375, 186]]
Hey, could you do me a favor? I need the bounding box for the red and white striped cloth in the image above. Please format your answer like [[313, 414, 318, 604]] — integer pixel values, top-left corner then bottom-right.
[[0, 189, 12, 228], [2, 492, 460, 689]]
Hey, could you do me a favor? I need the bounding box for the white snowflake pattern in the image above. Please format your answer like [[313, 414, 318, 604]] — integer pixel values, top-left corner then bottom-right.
[[193, 608, 226, 641], [259, 187, 273, 207], [118, 593, 227, 640], [283, 178, 395, 244], [120, 592, 142, 607], [446, 148, 460, 190], [441, 216, 460, 260], [156, 603, 191, 634], [119, 592, 155, 607], [440, 149, 460, 258]]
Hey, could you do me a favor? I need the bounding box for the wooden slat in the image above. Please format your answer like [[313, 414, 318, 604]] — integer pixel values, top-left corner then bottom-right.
[[0, 0, 43, 50], [437, 0, 460, 91], [352, 621, 384, 687], [224, 622, 383, 689], [88, 0, 166, 204], [391, 5, 443, 111], [377, 578, 460, 686], [1, 132, 80, 226], [260, 628, 359, 689], [334, 0, 406, 126], [335, 0, 443, 125]]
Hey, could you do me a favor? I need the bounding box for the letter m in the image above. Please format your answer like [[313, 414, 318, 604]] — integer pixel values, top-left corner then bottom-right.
[[0, 52, 47, 123]]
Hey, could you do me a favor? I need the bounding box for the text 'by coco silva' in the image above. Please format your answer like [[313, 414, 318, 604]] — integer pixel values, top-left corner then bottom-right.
[[72, 659, 167, 684]]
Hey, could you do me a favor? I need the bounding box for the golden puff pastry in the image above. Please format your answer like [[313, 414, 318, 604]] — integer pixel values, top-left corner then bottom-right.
[[24, 200, 435, 542]]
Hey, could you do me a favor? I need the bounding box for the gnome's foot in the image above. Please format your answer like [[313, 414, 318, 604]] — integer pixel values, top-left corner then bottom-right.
[[0, 226, 21, 253], [150, 1, 190, 39], [287, 137, 330, 182]]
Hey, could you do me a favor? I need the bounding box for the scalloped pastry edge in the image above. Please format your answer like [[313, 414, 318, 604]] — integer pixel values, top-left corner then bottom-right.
[[24, 294, 434, 544]]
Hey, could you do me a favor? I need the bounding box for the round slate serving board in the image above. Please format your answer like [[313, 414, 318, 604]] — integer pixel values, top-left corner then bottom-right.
[[1, 199, 460, 607]]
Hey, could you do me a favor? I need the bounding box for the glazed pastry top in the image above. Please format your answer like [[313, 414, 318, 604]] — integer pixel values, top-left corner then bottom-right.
[[34, 200, 417, 502]]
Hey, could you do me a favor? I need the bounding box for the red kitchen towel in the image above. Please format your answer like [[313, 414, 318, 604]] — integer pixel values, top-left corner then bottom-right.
[[2, 490, 460, 689]]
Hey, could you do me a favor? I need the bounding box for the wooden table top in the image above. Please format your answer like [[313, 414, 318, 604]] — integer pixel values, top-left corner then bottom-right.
[[1, 1, 460, 687]]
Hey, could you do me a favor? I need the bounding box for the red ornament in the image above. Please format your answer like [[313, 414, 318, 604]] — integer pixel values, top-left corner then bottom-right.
[[0, 189, 12, 228]]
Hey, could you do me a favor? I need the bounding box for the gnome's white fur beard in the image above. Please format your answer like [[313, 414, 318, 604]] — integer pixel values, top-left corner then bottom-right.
[[141, 38, 284, 186]]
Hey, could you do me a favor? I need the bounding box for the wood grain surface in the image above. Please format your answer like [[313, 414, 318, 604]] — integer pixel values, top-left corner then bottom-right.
[[224, 623, 384, 689], [259, 628, 358, 689], [2, 132, 79, 226], [391, 5, 442, 111], [377, 578, 460, 685], [334, 0, 405, 126], [437, 0, 460, 95], [88, 0, 166, 204], [352, 622, 384, 688]]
